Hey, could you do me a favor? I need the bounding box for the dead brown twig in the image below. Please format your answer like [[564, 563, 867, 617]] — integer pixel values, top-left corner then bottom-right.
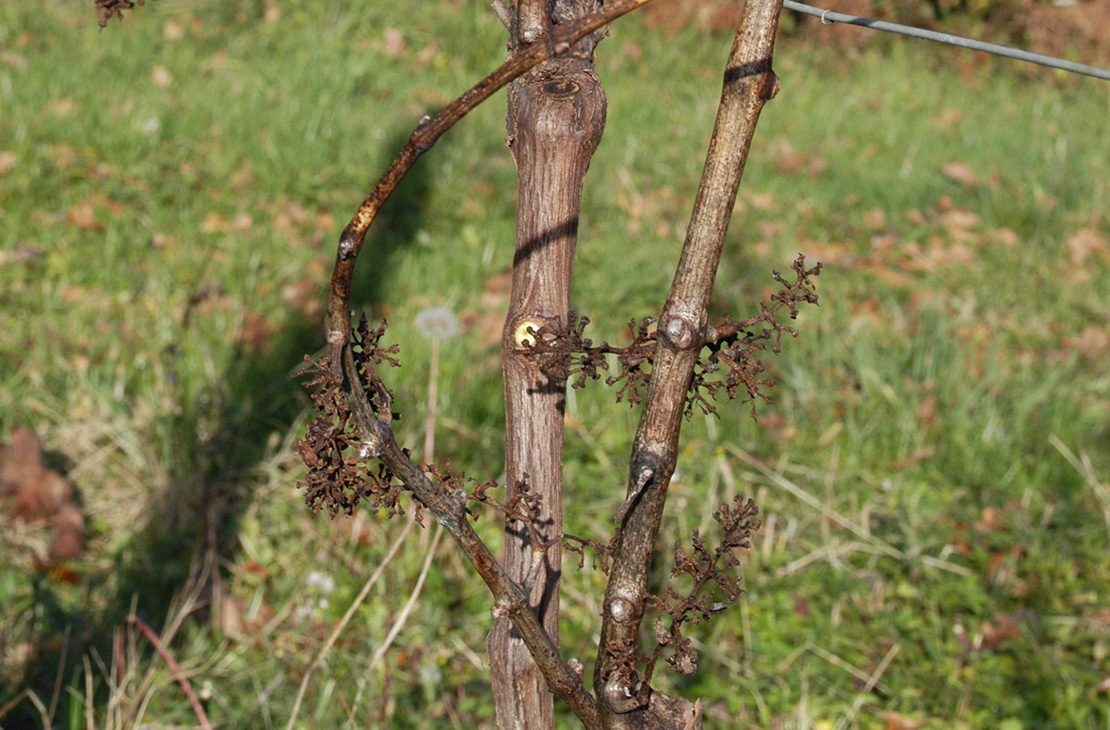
[[128, 614, 214, 730]]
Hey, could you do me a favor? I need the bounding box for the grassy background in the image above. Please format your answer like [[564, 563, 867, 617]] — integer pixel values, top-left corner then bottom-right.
[[2, 0, 1109, 728]]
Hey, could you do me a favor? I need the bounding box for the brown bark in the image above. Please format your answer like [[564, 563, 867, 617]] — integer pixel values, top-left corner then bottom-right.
[[324, 0, 657, 375], [593, 0, 785, 726], [318, 0, 784, 726], [488, 2, 606, 728]]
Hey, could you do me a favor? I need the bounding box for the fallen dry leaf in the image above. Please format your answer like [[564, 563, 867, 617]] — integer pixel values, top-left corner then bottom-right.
[[49, 502, 85, 561], [283, 279, 323, 319], [0, 243, 42, 267], [1063, 326, 1110, 360], [0, 151, 16, 176], [942, 161, 980, 188], [151, 65, 173, 87], [50, 97, 76, 117], [67, 201, 106, 231], [862, 208, 887, 230], [1, 428, 85, 560], [201, 211, 231, 233], [988, 227, 1020, 247], [0, 51, 29, 71], [383, 27, 408, 57], [882, 710, 926, 730], [236, 310, 274, 351], [904, 209, 928, 227], [917, 395, 938, 431], [940, 208, 981, 235], [163, 18, 185, 39], [1065, 228, 1110, 267], [981, 613, 1022, 651], [931, 107, 964, 130]]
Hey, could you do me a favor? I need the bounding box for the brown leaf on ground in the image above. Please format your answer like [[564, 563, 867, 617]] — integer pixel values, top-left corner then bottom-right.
[[905, 209, 928, 227], [163, 18, 185, 40], [67, 200, 106, 231], [0, 151, 16, 177], [151, 65, 173, 87], [1065, 228, 1110, 267], [0, 242, 42, 268], [201, 211, 231, 233], [1, 428, 85, 560], [480, 269, 513, 309], [383, 28, 408, 57], [283, 279, 323, 319], [774, 150, 827, 176], [49, 502, 85, 561], [882, 711, 926, 730], [988, 227, 1020, 248], [1063, 326, 1110, 360], [219, 594, 275, 642], [941, 161, 980, 188], [976, 506, 1004, 532], [237, 310, 274, 351], [0, 51, 29, 71], [917, 395, 938, 432], [50, 97, 76, 117], [931, 107, 964, 130], [862, 208, 887, 230], [981, 613, 1022, 651], [459, 310, 503, 348], [1, 428, 70, 524]]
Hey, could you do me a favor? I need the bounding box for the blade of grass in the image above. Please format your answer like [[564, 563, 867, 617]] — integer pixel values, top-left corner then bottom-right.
[[284, 516, 416, 730]]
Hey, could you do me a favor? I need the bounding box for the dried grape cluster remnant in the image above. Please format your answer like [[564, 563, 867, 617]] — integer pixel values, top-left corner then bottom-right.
[[525, 254, 822, 418]]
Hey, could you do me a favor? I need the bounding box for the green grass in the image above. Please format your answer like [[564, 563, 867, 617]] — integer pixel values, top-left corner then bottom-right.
[[2, 1, 1109, 728]]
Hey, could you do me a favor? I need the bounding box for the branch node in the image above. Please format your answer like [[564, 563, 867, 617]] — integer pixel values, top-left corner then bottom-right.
[[608, 596, 636, 623], [337, 235, 357, 260], [661, 314, 699, 350]]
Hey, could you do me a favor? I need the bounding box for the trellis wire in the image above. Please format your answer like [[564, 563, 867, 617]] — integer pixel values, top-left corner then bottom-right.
[[783, 0, 1110, 82]]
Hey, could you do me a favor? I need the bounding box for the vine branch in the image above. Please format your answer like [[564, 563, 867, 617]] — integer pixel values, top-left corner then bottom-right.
[[325, 0, 661, 379], [593, 0, 787, 723]]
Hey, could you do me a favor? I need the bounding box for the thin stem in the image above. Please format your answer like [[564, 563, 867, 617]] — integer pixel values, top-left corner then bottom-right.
[[284, 518, 416, 730], [367, 525, 446, 670], [423, 338, 440, 466]]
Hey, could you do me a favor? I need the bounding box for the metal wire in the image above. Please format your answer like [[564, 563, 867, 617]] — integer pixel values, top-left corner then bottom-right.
[[782, 0, 1110, 82]]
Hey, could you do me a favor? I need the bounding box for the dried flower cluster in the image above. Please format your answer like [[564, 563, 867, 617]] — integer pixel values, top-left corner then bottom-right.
[[295, 260, 809, 693], [563, 532, 617, 574], [95, 0, 149, 26], [689, 255, 822, 418], [296, 319, 404, 518], [564, 497, 760, 692], [525, 313, 657, 404], [525, 254, 821, 418], [642, 496, 761, 683]]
